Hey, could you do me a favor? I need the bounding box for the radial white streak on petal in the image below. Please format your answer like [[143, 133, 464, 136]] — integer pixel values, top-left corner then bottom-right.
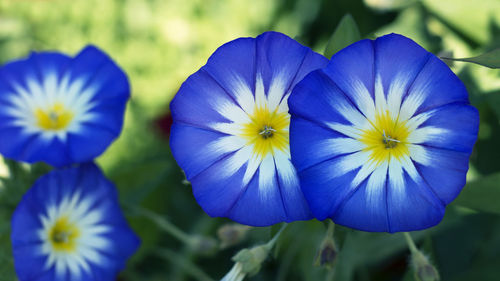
[[351, 79, 376, 121], [254, 74, 266, 109], [208, 122, 244, 136], [11, 82, 38, 111], [44, 251, 56, 269], [220, 145, 253, 179], [325, 138, 365, 154], [242, 152, 262, 186], [335, 102, 372, 131], [67, 191, 81, 212], [387, 74, 408, 121], [66, 256, 81, 278], [80, 235, 111, 250], [404, 110, 433, 131], [212, 99, 251, 124], [326, 123, 364, 140], [366, 160, 388, 209], [388, 157, 405, 199], [258, 154, 276, 197], [337, 151, 370, 179], [374, 75, 387, 115], [408, 144, 430, 166], [42, 72, 59, 105], [407, 126, 448, 144], [73, 254, 91, 275], [55, 257, 66, 278], [267, 72, 288, 111], [398, 90, 425, 122], [26, 78, 48, 108], [230, 76, 255, 115], [84, 224, 112, 236], [398, 154, 420, 182], [351, 157, 379, 187], [71, 197, 93, 222], [277, 93, 290, 114], [78, 209, 103, 226], [5, 106, 31, 122], [208, 135, 246, 156], [60, 77, 85, 107], [71, 85, 98, 115], [79, 246, 102, 264], [273, 150, 299, 196]]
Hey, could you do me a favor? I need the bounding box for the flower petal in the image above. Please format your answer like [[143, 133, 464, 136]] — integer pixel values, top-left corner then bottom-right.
[[407, 104, 479, 153], [290, 117, 364, 172], [289, 33, 478, 232], [0, 46, 129, 167], [386, 169, 445, 232], [400, 55, 470, 121], [410, 145, 471, 204], [170, 31, 327, 226], [11, 163, 140, 281], [170, 123, 245, 179]]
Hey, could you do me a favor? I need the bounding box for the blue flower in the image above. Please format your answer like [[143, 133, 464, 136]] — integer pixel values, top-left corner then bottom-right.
[[170, 31, 328, 226], [11, 164, 140, 280], [288, 34, 479, 232], [0, 46, 129, 167]]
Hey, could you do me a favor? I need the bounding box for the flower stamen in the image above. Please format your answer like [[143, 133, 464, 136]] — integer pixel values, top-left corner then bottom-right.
[[35, 103, 73, 131], [48, 216, 80, 252], [382, 130, 400, 149], [259, 125, 276, 139]]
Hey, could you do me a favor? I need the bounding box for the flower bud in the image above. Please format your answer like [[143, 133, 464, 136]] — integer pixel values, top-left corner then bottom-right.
[[221, 224, 286, 280], [411, 251, 440, 281], [189, 235, 218, 256], [314, 234, 337, 269], [314, 221, 337, 269], [217, 224, 251, 249], [232, 243, 271, 276], [221, 262, 245, 281]]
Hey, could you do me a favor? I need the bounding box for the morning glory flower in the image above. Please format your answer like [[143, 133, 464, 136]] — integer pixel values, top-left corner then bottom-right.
[[0, 46, 130, 167], [11, 164, 140, 280], [288, 34, 479, 232], [170, 31, 328, 226]]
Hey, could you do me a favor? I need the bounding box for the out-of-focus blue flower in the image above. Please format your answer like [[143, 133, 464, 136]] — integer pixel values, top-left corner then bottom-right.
[[11, 163, 140, 280], [170, 31, 328, 226], [289, 33, 479, 232], [0, 46, 129, 167]]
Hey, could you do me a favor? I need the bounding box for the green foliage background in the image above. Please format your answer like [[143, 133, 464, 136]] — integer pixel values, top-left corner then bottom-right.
[[0, 0, 499, 280]]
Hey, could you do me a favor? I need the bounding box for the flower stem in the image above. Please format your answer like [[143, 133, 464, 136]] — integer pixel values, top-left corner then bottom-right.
[[128, 204, 193, 245], [326, 220, 335, 238], [155, 248, 214, 281], [264, 223, 288, 251], [403, 232, 418, 254]]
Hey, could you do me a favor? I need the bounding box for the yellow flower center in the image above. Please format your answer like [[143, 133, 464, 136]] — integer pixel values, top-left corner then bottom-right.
[[240, 105, 289, 158], [35, 103, 73, 131], [359, 110, 410, 165], [48, 216, 80, 252]]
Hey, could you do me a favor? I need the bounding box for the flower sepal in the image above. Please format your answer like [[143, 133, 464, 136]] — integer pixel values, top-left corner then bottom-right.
[[231, 243, 271, 277]]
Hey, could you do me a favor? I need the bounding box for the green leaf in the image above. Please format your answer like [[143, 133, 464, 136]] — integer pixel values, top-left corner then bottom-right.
[[454, 173, 500, 214], [441, 48, 500, 69], [422, 0, 500, 45], [324, 14, 361, 59]]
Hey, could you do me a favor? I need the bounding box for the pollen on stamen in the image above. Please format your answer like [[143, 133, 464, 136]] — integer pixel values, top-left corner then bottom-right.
[[382, 130, 400, 149], [259, 125, 276, 139], [52, 230, 70, 244]]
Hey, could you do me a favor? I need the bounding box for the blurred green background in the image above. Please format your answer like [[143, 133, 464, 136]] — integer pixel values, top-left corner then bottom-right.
[[0, 0, 499, 280]]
